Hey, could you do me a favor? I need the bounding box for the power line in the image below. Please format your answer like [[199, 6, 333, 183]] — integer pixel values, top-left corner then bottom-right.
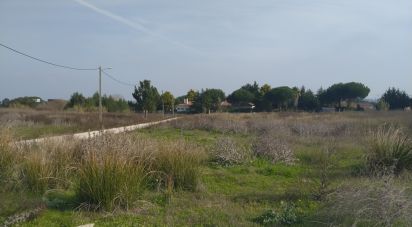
[[101, 70, 135, 87], [0, 42, 98, 71]]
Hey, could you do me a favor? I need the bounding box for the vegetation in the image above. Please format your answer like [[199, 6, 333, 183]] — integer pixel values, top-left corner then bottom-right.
[[0, 108, 164, 139], [132, 80, 160, 117], [66, 92, 129, 113], [381, 87, 410, 110], [2, 112, 412, 226], [1, 81, 411, 114], [366, 125, 412, 175]]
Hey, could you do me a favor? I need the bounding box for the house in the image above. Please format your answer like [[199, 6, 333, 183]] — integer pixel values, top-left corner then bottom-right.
[[176, 98, 192, 113], [356, 102, 376, 111]]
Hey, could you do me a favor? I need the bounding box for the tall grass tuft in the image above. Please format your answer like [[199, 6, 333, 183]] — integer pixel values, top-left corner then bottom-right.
[[151, 140, 205, 192], [366, 125, 412, 175], [0, 126, 16, 189], [76, 134, 151, 210], [19, 139, 80, 194]]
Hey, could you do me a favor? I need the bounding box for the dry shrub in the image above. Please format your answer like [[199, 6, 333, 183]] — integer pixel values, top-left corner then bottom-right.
[[211, 137, 250, 166], [366, 125, 412, 175], [252, 134, 295, 165], [326, 176, 412, 226]]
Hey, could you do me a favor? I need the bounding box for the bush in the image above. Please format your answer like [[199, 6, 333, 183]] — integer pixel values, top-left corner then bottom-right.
[[252, 134, 295, 165], [211, 137, 249, 166], [254, 201, 301, 226], [366, 125, 412, 175]]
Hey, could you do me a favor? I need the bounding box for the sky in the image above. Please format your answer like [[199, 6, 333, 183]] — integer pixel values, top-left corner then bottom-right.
[[0, 0, 411, 100]]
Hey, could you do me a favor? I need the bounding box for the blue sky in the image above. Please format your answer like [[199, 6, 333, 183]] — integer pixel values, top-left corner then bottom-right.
[[0, 0, 411, 100]]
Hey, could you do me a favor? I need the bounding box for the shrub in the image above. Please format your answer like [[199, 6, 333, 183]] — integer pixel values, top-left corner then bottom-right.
[[365, 125, 412, 175], [254, 201, 301, 226], [252, 134, 295, 165], [211, 137, 250, 166]]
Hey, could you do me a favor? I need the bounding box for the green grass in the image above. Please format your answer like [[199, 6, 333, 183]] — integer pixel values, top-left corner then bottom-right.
[[3, 112, 412, 226]]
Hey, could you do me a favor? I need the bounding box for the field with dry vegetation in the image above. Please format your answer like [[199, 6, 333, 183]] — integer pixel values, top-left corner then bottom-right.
[[0, 108, 165, 139], [1, 111, 412, 226]]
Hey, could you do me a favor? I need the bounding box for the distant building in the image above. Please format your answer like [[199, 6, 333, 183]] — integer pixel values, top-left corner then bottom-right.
[[356, 102, 376, 111], [321, 107, 336, 112], [176, 98, 192, 113]]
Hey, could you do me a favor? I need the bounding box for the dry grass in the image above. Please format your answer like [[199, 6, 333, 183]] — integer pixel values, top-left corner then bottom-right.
[[326, 176, 412, 226], [0, 126, 16, 189], [1, 130, 205, 211], [366, 125, 412, 175]]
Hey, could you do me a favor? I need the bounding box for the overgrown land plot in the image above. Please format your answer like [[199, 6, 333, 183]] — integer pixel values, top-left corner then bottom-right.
[[0, 109, 165, 139], [1, 112, 412, 226]]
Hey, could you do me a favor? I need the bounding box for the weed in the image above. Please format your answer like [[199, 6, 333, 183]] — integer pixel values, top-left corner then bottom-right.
[[254, 201, 301, 226]]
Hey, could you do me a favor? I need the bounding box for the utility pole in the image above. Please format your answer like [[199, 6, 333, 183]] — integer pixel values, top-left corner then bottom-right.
[[161, 90, 165, 118], [172, 97, 175, 116], [99, 66, 103, 129], [98, 66, 112, 130]]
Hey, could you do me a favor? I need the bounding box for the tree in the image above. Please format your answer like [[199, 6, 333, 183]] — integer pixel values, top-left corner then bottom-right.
[[1, 98, 10, 107], [161, 91, 175, 113], [321, 82, 370, 110], [381, 88, 410, 110], [264, 86, 295, 111], [132, 80, 160, 117], [66, 92, 86, 109], [376, 99, 390, 111], [260, 84, 271, 96], [199, 89, 225, 114], [298, 89, 320, 111], [186, 89, 198, 102], [241, 81, 260, 98], [227, 88, 254, 105]]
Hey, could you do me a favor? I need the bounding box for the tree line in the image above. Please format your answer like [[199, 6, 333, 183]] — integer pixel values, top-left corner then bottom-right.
[[1, 80, 411, 113], [130, 80, 412, 114]]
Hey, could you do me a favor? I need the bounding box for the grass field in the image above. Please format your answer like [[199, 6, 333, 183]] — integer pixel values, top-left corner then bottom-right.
[[0, 108, 166, 139], [1, 111, 412, 226]]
